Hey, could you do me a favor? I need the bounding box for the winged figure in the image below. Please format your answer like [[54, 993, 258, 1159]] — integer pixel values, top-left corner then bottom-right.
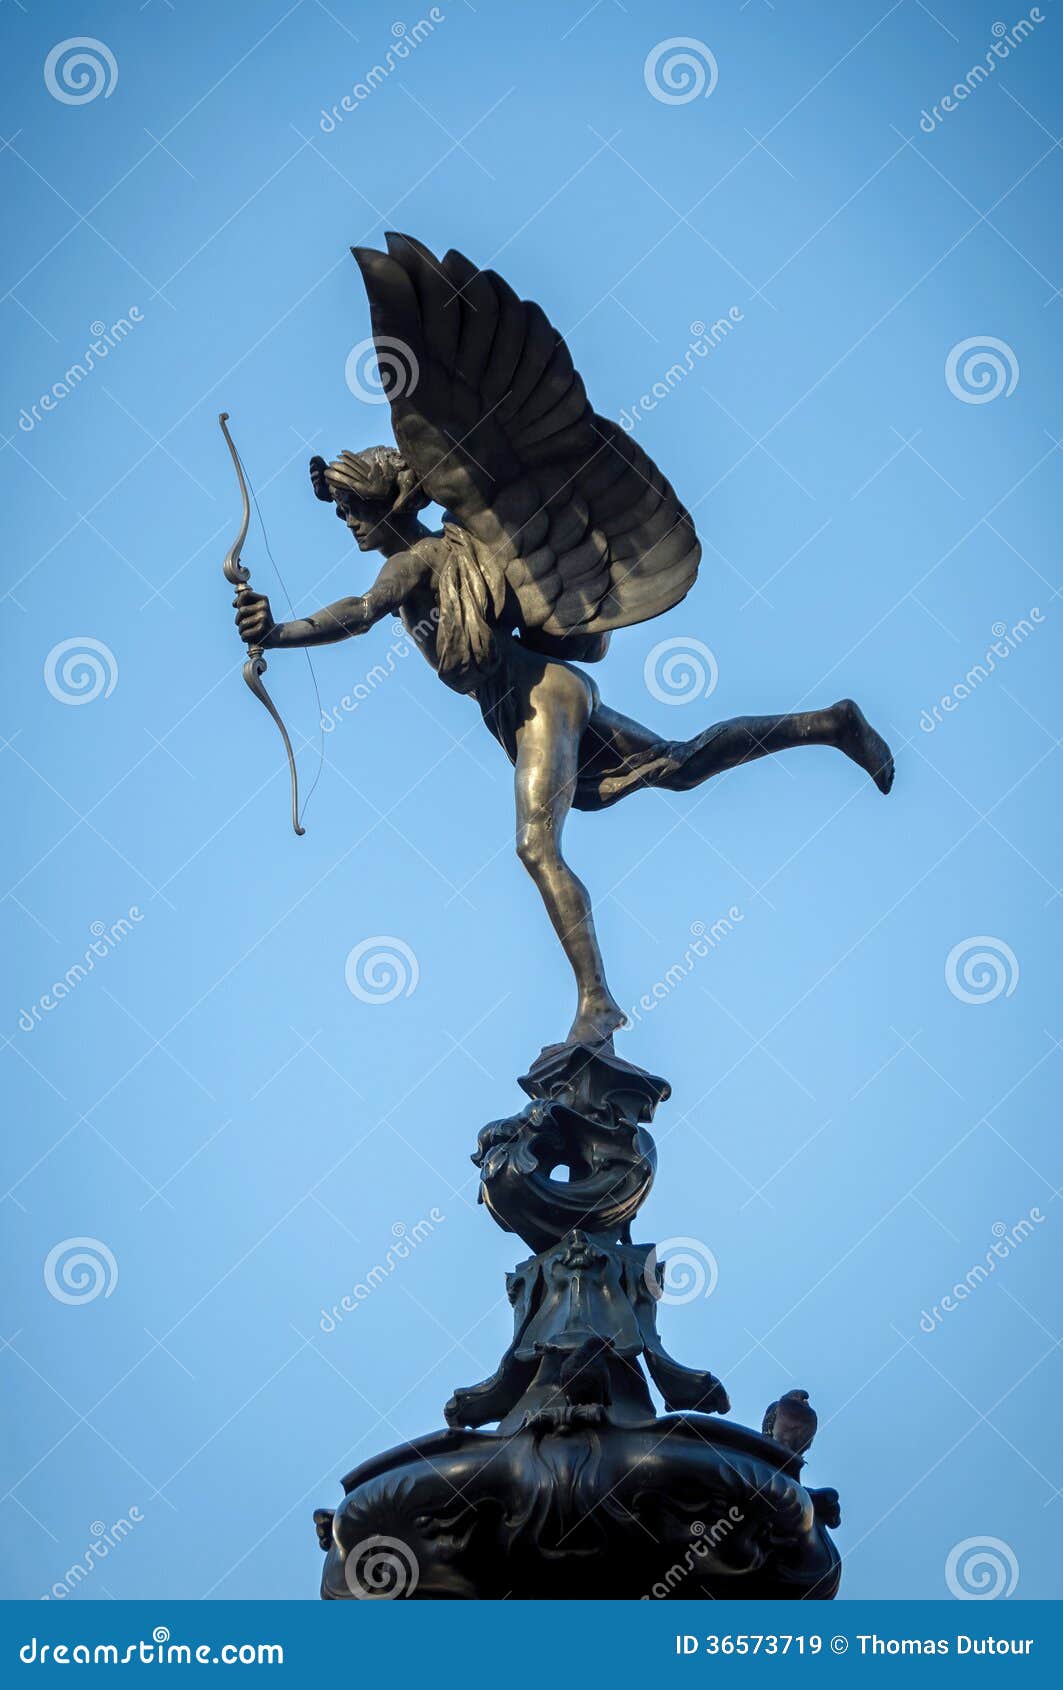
[[236, 234, 893, 1047]]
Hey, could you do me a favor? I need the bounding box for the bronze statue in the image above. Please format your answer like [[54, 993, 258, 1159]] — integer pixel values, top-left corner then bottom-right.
[[232, 233, 894, 1048]]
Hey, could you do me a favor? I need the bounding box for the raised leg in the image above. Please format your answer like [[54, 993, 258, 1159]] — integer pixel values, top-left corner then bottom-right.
[[662, 699, 894, 794], [588, 697, 893, 805], [513, 664, 625, 1046]]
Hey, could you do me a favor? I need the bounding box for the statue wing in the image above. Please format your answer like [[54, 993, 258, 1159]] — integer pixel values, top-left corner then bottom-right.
[[351, 233, 701, 641]]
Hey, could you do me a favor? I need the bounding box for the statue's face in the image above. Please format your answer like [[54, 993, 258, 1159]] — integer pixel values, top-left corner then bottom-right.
[[336, 493, 392, 552]]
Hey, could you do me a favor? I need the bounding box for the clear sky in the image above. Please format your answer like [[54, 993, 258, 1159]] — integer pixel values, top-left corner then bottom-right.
[[2, 0, 1060, 1603]]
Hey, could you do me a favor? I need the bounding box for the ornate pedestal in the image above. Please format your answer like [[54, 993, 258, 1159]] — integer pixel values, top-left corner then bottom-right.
[[315, 1041, 841, 1600]]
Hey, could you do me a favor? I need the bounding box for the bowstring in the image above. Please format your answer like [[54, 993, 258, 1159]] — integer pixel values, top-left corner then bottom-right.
[[235, 441, 326, 827]]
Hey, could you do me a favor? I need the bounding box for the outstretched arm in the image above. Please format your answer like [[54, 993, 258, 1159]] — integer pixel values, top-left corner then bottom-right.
[[234, 549, 428, 650]]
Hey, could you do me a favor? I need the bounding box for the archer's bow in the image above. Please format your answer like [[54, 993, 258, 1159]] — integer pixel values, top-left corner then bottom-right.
[[219, 411, 305, 836]]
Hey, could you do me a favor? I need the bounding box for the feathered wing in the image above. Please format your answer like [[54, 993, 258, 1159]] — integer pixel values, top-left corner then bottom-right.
[[351, 233, 701, 643]]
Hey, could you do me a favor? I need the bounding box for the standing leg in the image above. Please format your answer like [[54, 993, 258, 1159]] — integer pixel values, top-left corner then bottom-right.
[[513, 663, 626, 1046]]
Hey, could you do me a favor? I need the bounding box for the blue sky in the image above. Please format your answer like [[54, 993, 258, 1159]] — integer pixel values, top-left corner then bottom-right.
[[1, 0, 1060, 1602]]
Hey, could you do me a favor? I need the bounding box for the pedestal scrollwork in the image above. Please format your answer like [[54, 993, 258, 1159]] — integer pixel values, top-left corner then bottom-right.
[[472, 1101, 657, 1253], [316, 1040, 842, 1599]]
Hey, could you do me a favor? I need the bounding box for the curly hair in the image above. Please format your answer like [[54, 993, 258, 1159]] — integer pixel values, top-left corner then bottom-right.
[[310, 447, 429, 516]]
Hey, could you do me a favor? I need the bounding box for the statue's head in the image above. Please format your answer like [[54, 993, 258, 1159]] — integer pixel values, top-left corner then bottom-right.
[[309, 447, 429, 551]]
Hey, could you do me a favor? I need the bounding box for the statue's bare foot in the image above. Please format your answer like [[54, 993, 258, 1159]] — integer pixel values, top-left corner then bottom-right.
[[834, 699, 894, 794], [567, 993, 626, 1047]]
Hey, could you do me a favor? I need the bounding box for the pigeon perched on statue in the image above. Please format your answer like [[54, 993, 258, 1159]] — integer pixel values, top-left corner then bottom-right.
[[762, 1389, 818, 1455]]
